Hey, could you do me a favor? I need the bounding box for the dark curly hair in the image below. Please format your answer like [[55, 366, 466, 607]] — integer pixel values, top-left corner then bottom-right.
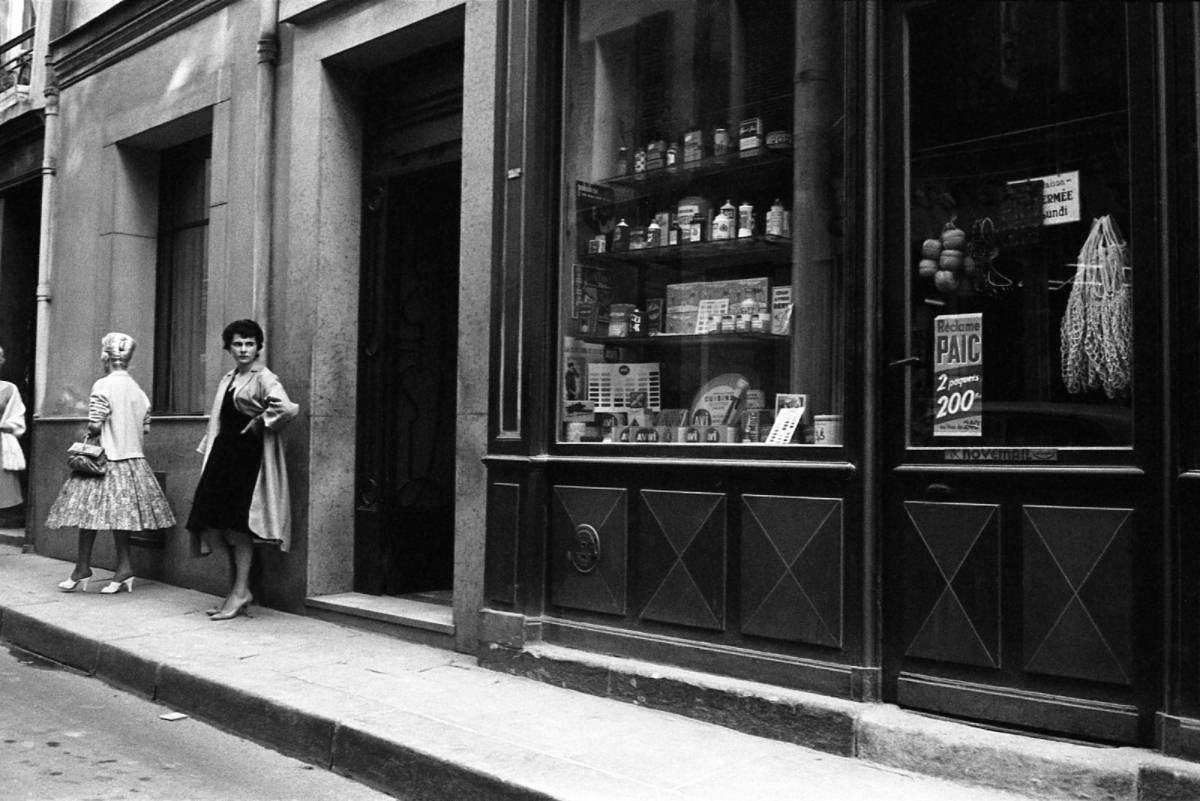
[[221, 319, 265, 351]]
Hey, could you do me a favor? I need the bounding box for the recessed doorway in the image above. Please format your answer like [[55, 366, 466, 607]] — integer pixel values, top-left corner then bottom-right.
[[355, 38, 463, 604]]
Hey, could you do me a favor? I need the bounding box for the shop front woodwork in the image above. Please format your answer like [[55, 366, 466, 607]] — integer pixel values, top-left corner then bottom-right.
[[483, 0, 1194, 753]]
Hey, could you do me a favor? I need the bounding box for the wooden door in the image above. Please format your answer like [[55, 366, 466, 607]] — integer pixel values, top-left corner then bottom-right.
[[880, 1, 1161, 745], [355, 40, 463, 596]]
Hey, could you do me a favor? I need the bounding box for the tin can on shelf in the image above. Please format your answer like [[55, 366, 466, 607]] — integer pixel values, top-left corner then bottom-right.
[[766, 199, 790, 238], [765, 130, 791, 149], [628, 226, 647, 250], [713, 127, 729, 156], [711, 199, 736, 241], [615, 146, 629, 176], [647, 219, 662, 248], [614, 218, 630, 252], [684, 129, 703, 163], [814, 414, 843, 445], [737, 202, 755, 238]]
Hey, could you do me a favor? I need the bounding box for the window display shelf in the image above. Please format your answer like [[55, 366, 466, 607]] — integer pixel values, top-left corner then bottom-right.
[[583, 332, 787, 347], [580, 235, 792, 272], [597, 147, 793, 197]]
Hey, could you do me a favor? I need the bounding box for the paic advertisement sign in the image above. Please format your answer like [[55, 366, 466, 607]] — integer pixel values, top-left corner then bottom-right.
[[933, 313, 983, 437]]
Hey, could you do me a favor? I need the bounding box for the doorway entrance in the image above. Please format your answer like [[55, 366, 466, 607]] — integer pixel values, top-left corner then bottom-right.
[[355, 40, 463, 601], [880, 2, 1158, 745]]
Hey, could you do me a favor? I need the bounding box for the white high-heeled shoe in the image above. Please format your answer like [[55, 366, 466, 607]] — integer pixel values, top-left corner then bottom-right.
[[100, 576, 134, 594], [57, 575, 90, 593]]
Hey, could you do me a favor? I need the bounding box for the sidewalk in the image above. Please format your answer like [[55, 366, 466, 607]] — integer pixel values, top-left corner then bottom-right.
[[1, 544, 1198, 801]]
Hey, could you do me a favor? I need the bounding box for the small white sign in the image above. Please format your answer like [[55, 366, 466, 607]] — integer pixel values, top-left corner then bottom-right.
[[765, 407, 806, 444], [694, 299, 729, 334], [1007, 170, 1080, 226]]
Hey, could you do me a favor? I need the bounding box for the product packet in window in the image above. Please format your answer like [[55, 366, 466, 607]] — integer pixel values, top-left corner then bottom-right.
[[626, 391, 651, 427], [645, 298, 665, 333], [562, 337, 603, 421], [771, 286, 793, 335], [656, 409, 689, 428]]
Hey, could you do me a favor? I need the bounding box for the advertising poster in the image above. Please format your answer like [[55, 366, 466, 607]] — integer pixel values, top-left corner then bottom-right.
[[933, 313, 983, 437]]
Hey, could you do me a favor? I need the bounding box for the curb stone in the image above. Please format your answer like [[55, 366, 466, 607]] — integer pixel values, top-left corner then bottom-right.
[[0, 610, 554, 800], [479, 641, 1200, 801]]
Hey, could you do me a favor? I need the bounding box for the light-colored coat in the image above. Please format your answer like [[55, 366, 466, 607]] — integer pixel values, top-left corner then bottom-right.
[[194, 363, 299, 552], [0, 381, 25, 507]]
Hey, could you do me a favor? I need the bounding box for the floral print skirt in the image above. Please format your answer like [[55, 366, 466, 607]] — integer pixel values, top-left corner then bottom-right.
[[46, 457, 176, 532]]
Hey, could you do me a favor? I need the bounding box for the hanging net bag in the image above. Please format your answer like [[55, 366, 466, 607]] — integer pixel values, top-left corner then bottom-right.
[[1060, 215, 1131, 398]]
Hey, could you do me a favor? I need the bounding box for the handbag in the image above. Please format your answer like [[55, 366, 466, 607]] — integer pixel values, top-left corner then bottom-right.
[[66, 434, 107, 476]]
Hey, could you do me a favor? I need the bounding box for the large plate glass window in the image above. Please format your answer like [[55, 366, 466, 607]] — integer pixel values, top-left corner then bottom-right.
[[905, 1, 1132, 448], [558, 1, 846, 448]]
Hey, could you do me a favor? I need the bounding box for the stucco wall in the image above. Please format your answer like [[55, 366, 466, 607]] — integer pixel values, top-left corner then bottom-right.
[[33, 1, 311, 607], [34, 0, 496, 640]]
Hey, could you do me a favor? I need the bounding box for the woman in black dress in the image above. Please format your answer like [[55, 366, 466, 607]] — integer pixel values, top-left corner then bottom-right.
[[187, 320, 297, 620]]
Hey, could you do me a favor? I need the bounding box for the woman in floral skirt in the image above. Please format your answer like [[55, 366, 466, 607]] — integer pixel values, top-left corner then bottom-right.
[[47, 332, 175, 593]]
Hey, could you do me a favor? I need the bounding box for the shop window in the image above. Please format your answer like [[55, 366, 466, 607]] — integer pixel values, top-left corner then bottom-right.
[[153, 135, 211, 415], [558, 1, 846, 448], [904, 1, 1132, 447]]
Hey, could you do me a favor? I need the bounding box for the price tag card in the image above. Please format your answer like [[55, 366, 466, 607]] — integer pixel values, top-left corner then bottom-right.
[[765, 407, 805, 444], [933, 313, 983, 437], [694, 299, 729, 334]]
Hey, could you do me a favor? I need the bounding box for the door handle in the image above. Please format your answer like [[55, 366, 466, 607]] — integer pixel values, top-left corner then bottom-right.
[[888, 356, 921, 369], [925, 482, 954, 497]]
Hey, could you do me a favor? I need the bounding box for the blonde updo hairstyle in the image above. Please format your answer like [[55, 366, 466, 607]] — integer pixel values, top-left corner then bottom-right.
[[101, 332, 137, 370]]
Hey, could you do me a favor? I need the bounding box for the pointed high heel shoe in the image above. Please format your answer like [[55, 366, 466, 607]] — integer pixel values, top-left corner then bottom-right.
[[210, 596, 252, 621], [100, 576, 134, 594], [57, 575, 90, 593]]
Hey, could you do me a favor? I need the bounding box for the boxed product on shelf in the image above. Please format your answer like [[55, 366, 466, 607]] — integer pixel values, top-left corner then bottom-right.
[[771, 285, 793, 335], [665, 277, 771, 334], [666, 282, 703, 333], [740, 408, 775, 442], [645, 298, 665, 333], [608, 303, 636, 337], [690, 372, 751, 426]]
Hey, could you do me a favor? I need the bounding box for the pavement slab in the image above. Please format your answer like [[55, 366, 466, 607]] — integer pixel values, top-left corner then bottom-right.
[[3, 546, 1200, 801]]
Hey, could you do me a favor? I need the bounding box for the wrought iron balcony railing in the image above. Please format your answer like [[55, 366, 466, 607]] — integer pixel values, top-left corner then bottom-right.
[[0, 27, 33, 96]]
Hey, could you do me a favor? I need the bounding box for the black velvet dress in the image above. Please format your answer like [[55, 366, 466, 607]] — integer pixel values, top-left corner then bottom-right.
[[186, 381, 263, 534]]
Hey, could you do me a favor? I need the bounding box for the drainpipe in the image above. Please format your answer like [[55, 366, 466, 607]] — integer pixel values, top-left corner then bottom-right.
[[33, 64, 58, 416], [251, 0, 279, 329]]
